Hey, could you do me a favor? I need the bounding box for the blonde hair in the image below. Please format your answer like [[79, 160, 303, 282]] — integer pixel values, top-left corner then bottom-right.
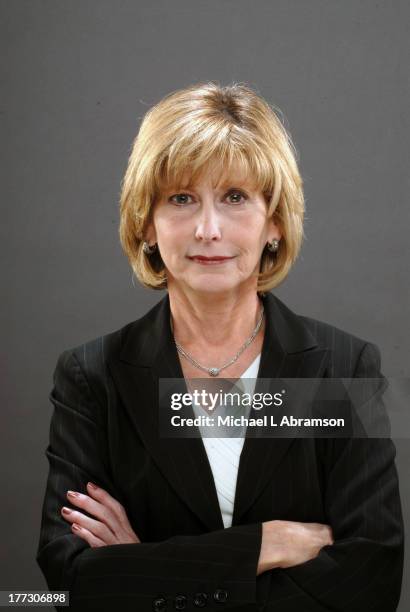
[[119, 81, 305, 293]]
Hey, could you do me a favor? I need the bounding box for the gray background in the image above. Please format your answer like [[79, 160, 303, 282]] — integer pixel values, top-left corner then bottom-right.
[[1, 0, 409, 609]]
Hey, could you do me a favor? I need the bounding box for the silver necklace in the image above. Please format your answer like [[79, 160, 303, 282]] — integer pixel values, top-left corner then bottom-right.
[[171, 304, 265, 377]]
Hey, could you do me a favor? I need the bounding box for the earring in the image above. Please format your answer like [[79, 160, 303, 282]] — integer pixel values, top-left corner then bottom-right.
[[266, 238, 280, 253], [142, 241, 157, 255]]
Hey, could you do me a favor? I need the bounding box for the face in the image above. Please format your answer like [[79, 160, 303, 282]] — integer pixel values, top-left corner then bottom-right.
[[145, 163, 282, 296]]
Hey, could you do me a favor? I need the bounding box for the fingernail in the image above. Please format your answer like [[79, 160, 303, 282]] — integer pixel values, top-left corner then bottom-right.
[[62, 507, 72, 514], [87, 482, 98, 490], [67, 490, 81, 498], [72, 523, 81, 531]]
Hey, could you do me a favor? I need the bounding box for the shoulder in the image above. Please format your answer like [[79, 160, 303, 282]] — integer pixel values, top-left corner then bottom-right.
[[299, 312, 368, 351], [53, 306, 156, 407], [270, 295, 382, 376], [300, 313, 382, 376], [58, 295, 166, 369]]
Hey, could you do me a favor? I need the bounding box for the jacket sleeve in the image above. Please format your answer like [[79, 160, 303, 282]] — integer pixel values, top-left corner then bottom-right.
[[254, 342, 404, 612], [36, 350, 263, 611]]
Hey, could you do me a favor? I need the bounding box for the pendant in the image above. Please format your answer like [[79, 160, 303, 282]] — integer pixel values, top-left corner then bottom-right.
[[209, 367, 220, 376]]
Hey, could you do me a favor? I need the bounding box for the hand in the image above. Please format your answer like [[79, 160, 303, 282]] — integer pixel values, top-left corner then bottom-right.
[[257, 519, 334, 575], [61, 481, 140, 548]]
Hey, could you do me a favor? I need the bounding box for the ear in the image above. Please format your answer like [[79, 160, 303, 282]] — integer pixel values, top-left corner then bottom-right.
[[267, 214, 282, 242], [144, 220, 157, 244]]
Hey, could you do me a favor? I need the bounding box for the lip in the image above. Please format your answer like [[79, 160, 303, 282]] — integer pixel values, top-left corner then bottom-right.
[[188, 255, 235, 265]]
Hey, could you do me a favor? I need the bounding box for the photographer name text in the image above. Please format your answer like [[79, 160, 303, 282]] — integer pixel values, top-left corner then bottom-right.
[[169, 414, 345, 428]]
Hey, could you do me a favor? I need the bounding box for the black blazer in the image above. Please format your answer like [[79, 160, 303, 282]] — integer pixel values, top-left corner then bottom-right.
[[36, 292, 404, 612]]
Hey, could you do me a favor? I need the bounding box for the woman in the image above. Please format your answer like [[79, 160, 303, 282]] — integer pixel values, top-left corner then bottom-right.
[[36, 82, 404, 611]]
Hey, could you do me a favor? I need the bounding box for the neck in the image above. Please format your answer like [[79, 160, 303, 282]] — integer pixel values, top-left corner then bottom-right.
[[168, 283, 264, 351]]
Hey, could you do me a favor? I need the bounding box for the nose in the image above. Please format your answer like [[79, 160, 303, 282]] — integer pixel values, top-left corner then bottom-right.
[[194, 203, 222, 242]]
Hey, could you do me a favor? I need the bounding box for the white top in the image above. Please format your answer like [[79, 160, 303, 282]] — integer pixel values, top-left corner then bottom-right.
[[194, 353, 261, 528]]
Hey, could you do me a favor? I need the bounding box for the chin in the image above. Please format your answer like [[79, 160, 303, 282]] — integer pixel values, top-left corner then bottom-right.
[[186, 277, 241, 295]]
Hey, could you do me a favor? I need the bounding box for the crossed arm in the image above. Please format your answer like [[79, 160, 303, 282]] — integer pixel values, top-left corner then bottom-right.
[[60, 480, 333, 573]]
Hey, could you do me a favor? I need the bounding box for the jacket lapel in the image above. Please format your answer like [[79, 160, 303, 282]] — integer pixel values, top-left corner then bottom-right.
[[107, 295, 225, 532], [232, 294, 330, 524], [107, 292, 330, 531]]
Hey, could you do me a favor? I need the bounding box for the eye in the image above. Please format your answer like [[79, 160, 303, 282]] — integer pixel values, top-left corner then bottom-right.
[[168, 193, 194, 206], [225, 189, 248, 204], [167, 189, 248, 206]]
